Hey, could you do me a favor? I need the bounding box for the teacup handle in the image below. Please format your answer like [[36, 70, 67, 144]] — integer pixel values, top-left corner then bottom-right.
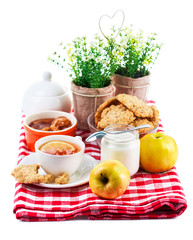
[[75, 136, 82, 141]]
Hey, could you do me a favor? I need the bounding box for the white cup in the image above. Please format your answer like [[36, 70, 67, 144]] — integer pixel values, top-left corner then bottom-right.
[[35, 135, 85, 177]]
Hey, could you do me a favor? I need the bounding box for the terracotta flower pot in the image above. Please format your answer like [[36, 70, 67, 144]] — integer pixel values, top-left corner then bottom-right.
[[111, 74, 150, 102], [71, 82, 115, 130]]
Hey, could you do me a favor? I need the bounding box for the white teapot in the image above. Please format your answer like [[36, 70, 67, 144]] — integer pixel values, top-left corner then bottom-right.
[[22, 72, 72, 116]]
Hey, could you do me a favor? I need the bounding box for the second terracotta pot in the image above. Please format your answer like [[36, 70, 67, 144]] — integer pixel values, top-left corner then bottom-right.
[[111, 74, 150, 102]]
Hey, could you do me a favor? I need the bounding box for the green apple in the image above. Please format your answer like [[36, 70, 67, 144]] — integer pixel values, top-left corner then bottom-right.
[[89, 159, 130, 199], [140, 132, 178, 173]]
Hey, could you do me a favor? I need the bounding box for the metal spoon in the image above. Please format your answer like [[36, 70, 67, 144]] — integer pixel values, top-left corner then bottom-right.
[[85, 124, 150, 142]]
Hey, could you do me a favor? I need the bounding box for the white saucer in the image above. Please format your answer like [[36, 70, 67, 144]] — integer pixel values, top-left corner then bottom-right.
[[19, 153, 98, 188]]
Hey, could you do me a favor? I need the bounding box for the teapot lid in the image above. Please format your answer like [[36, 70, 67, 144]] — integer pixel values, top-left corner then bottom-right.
[[26, 72, 65, 97]]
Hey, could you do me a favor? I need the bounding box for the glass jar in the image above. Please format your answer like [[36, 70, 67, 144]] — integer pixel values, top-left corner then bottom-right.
[[101, 124, 140, 176]]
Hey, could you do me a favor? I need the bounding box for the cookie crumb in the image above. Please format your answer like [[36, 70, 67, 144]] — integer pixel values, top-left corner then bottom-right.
[[55, 172, 70, 184]]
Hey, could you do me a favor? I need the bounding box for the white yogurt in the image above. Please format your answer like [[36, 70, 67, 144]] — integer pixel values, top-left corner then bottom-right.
[[101, 125, 140, 176]]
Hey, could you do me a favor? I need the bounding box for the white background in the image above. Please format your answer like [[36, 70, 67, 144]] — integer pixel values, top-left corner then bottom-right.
[[1, 0, 193, 239]]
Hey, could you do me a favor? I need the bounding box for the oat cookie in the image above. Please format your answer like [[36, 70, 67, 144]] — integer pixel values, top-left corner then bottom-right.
[[116, 94, 153, 118], [97, 104, 136, 130], [95, 97, 120, 125], [130, 118, 154, 133], [11, 164, 54, 184], [55, 172, 70, 184], [148, 105, 159, 127]]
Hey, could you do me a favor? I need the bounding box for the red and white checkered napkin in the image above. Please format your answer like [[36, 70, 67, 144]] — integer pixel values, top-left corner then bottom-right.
[[13, 101, 187, 221]]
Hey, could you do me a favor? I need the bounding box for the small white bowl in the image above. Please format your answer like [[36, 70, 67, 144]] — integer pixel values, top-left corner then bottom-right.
[[35, 135, 85, 177]]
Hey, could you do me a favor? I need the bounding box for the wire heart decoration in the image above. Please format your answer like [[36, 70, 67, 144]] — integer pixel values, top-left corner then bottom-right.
[[99, 9, 125, 41]]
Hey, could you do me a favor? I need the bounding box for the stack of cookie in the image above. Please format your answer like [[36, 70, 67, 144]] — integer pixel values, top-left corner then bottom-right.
[[95, 94, 159, 133]]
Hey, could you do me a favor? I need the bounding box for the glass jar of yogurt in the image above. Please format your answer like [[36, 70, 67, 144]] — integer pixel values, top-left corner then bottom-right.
[[101, 124, 140, 176]]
